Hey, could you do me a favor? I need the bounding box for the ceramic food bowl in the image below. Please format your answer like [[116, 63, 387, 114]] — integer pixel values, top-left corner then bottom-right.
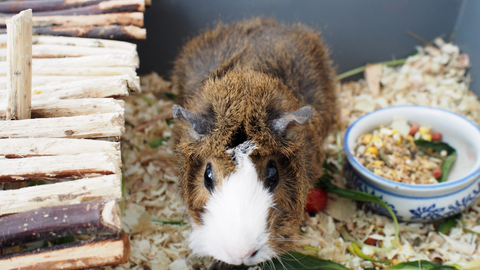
[[343, 105, 480, 222]]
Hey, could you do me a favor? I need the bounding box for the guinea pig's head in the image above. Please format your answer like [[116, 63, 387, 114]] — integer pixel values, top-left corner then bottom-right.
[[172, 71, 325, 266]]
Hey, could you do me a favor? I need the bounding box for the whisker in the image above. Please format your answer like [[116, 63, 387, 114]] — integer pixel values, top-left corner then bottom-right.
[[273, 253, 287, 270]]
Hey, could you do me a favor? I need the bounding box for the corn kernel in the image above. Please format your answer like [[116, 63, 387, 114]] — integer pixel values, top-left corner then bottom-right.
[[421, 133, 432, 141], [362, 134, 372, 144], [419, 126, 429, 135], [392, 133, 402, 145], [372, 135, 383, 148], [392, 170, 398, 181], [33, 89, 43, 94], [373, 160, 383, 167], [373, 169, 383, 176], [365, 146, 378, 156]]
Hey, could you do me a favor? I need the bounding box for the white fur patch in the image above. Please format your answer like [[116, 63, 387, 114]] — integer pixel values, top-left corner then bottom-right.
[[189, 141, 276, 265]]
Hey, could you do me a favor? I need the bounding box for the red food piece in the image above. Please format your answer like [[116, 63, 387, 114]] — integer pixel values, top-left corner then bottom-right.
[[365, 238, 377, 246], [305, 187, 328, 214], [431, 132, 442, 141], [432, 168, 442, 179], [409, 124, 419, 136]]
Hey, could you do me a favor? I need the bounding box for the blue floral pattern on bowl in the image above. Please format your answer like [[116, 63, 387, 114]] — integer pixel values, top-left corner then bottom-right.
[[344, 160, 480, 221]]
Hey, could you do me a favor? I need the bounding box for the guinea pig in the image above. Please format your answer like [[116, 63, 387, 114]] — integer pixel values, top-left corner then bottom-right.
[[171, 17, 336, 266]]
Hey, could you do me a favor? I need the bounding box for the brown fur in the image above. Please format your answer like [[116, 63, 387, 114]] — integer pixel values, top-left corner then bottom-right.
[[171, 17, 336, 256]]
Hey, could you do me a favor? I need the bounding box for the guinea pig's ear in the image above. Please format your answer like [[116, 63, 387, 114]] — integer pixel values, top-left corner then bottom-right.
[[271, 106, 312, 135], [172, 104, 213, 136]]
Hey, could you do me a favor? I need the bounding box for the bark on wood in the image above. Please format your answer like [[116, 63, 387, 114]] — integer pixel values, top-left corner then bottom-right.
[[0, 0, 106, 14], [0, 34, 138, 50], [0, 0, 145, 17], [0, 233, 130, 270], [0, 73, 141, 92], [0, 12, 144, 28], [0, 138, 120, 158], [0, 199, 121, 248], [0, 152, 121, 183], [6, 9, 32, 120], [0, 112, 125, 138], [0, 44, 138, 61], [0, 174, 122, 216], [27, 25, 147, 40]]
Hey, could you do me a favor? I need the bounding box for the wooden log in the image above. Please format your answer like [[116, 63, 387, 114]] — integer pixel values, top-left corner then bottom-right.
[[0, 74, 141, 93], [0, 112, 125, 138], [1, 97, 128, 121], [0, 66, 137, 77], [0, 174, 122, 216], [6, 9, 32, 120], [0, 138, 120, 158], [31, 98, 125, 118], [0, 233, 130, 270], [0, 0, 145, 17], [28, 25, 147, 40], [0, 0, 106, 14], [0, 199, 121, 248], [0, 44, 138, 61], [0, 12, 144, 28], [0, 34, 138, 50], [0, 152, 120, 183], [32, 74, 139, 98], [32, 54, 138, 67], [0, 54, 139, 69]]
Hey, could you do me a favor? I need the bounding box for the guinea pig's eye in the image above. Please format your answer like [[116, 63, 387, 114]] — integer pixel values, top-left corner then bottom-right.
[[204, 163, 215, 193], [265, 160, 279, 192]]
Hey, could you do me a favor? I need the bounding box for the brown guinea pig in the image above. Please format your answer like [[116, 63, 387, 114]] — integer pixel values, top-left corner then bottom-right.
[[171, 17, 336, 266]]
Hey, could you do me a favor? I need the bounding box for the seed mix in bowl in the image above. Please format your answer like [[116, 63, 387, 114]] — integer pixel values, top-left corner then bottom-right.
[[354, 118, 452, 185]]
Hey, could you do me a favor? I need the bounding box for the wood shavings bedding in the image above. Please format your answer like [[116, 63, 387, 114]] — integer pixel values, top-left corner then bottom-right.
[[100, 38, 480, 270]]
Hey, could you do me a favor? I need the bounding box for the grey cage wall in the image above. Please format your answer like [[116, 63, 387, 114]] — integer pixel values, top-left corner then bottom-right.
[[134, 0, 480, 95]]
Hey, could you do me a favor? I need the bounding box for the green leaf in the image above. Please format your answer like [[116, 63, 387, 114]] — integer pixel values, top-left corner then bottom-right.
[[235, 252, 350, 270], [437, 213, 460, 234], [151, 216, 187, 225], [383, 260, 457, 270], [414, 140, 455, 155], [147, 138, 166, 148], [439, 152, 456, 183], [414, 139, 457, 182], [166, 118, 174, 125]]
